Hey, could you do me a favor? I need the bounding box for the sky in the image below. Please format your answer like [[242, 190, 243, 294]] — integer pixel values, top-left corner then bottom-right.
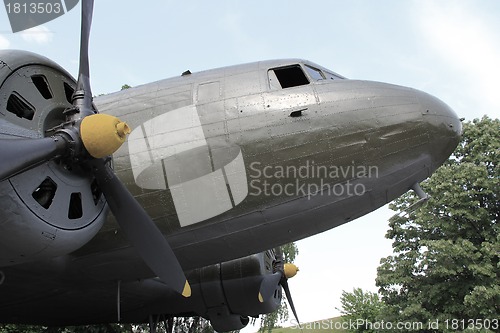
[[1, 0, 499, 330]]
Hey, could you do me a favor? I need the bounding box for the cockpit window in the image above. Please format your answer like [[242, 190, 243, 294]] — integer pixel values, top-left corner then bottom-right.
[[268, 65, 309, 89], [304, 65, 325, 81]]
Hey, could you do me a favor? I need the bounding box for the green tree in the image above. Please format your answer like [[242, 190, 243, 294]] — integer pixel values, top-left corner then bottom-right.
[[121, 84, 131, 90], [0, 324, 128, 333], [0, 325, 46, 333], [338, 288, 386, 333], [171, 316, 213, 333], [376, 117, 499, 332]]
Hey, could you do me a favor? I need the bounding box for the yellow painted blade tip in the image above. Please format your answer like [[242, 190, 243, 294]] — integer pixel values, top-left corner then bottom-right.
[[182, 281, 191, 298]]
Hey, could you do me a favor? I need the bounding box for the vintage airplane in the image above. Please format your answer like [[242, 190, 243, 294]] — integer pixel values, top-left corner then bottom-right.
[[0, 1, 461, 332]]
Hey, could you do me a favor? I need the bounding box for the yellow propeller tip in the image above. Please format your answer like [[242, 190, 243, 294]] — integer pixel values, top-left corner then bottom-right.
[[258, 292, 264, 303], [182, 281, 191, 298]]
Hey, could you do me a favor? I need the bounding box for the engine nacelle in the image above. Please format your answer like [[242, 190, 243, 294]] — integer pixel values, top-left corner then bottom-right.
[[0, 50, 108, 265], [186, 250, 282, 332]]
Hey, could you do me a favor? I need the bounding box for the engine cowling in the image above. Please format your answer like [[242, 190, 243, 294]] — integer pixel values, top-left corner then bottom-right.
[[0, 50, 108, 266], [186, 250, 282, 332]]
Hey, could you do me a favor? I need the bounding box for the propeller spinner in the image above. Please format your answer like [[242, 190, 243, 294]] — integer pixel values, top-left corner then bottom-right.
[[0, 0, 190, 297]]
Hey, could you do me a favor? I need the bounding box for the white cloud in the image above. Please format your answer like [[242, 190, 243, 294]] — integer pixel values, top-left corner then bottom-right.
[[20, 25, 53, 44], [415, 0, 500, 118], [0, 34, 10, 49]]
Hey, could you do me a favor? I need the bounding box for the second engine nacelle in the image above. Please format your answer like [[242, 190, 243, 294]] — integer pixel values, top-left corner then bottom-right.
[[186, 249, 282, 332]]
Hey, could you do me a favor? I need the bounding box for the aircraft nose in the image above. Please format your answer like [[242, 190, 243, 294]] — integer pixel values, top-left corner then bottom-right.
[[417, 89, 462, 170]]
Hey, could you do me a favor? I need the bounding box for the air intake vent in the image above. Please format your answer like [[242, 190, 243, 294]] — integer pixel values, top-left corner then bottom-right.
[[68, 193, 83, 219], [7, 93, 35, 120], [31, 75, 53, 99], [64, 82, 74, 104], [32, 177, 57, 209]]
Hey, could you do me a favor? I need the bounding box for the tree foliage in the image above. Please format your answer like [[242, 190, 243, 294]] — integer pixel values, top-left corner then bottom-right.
[[338, 288, 386, 333], [376, 116, 499, 331], [0, 324, 129, 333], [170, 317, 213, 333]]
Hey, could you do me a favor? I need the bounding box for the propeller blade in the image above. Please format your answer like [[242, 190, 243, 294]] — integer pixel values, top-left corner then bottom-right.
[[74, 0, 188, 297], [73, 0, 94, 116], [273, 248, 301, 326], [0, 137, 66, 181], [92, 159, 190, 297], [282, 279, 300, 326]]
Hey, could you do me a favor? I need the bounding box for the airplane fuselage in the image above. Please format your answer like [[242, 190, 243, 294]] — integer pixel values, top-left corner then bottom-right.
[[0, 57, 461, 270], [83, 58, 461, 270]]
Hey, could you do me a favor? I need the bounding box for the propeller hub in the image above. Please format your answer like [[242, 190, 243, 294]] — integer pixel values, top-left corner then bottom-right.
[[284, 263, 299, 279], [116, 121, 131, 139], [80, 114, 131, 158]]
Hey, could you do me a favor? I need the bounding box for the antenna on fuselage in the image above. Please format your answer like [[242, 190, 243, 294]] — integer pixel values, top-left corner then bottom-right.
[[390, 182, 430, 220]]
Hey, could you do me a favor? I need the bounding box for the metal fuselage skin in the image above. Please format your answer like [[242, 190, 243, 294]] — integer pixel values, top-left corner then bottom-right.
[[85, 58, 461, 270]]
